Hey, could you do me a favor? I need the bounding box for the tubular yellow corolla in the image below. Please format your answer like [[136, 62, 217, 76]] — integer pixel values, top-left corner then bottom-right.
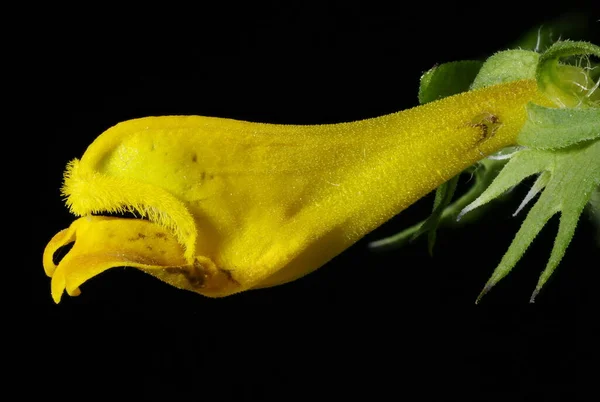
[[43, 79, 552, 303]]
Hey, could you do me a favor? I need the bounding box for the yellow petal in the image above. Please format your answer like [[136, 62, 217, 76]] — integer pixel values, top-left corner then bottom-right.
[[43, 216, 239, 303], [45, 80, 553, 302]]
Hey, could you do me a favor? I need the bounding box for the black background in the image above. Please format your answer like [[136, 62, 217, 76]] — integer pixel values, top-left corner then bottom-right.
[[14, 2, 600, 400]]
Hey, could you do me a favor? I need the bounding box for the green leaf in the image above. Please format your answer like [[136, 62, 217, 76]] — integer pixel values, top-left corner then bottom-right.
[[418, 60, 482, 104], [518, 103, 600, 149], [459, 139, 600, 303]]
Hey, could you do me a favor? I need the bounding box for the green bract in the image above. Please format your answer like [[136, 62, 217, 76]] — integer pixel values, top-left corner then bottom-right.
[[518, 104, 600, 149], [462, 140, 599, 302], [371, 37, 600, 302]]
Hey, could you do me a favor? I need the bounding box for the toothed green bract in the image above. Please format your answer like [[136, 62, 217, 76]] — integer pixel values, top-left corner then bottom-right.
[[519, 103, 600, 149]]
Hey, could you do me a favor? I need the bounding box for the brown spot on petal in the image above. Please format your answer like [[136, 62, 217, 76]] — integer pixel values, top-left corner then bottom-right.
[[469, 112, 502, 144], [220, 268, 240, 285], [164, 262, 208, 289], [128, 232, 147, 241]]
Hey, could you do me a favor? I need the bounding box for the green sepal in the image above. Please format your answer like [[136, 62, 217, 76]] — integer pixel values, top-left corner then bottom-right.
[[418, 60, 482, 104], [470, 50, 539, 90], [536, 40, 600, 107]]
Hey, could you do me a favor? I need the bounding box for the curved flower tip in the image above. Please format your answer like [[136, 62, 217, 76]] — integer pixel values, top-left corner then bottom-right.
[[44, 80, 549, 302], [43, 216, 240, 303]]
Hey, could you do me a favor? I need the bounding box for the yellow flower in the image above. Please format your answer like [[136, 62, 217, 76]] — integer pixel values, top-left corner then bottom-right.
[[43, 80, 551, 303]]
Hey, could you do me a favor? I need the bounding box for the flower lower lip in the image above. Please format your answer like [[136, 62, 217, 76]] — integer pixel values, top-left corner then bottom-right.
[[49, 212, 150, 267], [43, 215, 243, 303], [43, 215, 189, 303]]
